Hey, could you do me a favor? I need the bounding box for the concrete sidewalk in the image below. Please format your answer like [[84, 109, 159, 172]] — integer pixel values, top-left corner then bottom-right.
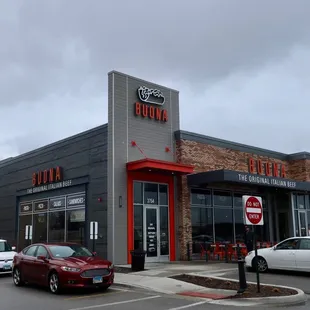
[[114, 262, 238, 299], [113, 262, 307, 306], [116, 261, 238, 278], [115, 272, 236, 299]]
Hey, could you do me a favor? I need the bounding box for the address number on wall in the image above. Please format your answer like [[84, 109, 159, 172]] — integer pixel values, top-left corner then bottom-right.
[[147, 198, 155, 204]]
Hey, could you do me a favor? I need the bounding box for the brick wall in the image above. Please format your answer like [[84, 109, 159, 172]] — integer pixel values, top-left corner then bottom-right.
[[175, 139, 310, 260]]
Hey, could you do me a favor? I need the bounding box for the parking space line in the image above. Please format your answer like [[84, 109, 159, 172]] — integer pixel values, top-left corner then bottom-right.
[[167, 301, 208, 310], [64, 289, 125, 300], [67, 295, 161, 310]]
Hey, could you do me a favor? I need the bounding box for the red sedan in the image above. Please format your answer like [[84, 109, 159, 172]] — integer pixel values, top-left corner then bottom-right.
[[12, 243, 114, 294]]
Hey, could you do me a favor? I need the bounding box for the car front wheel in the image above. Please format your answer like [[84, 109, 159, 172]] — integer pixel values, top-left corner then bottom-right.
[[13, 268, 24, 286], [49, 272, 61, 294], [254, 256, 268, 273]]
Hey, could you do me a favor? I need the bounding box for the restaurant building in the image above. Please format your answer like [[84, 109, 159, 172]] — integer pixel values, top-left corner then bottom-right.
[[1, 71, 310, 264]]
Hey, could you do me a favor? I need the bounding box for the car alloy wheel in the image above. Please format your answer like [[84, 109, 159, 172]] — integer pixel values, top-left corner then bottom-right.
[[13, 268, 23, 286], [49, 273, 60, 294], [256, 257, 268, 272]]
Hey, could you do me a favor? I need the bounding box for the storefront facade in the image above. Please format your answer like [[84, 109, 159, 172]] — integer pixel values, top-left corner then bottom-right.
[[1, 71, 310, 265], [0, 125, 108, 257], [175, 131, 310, 259]]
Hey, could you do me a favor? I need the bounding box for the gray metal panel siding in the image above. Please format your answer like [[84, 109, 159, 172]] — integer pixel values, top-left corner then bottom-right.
[[0, 126, 108, 258], [108, 71, 180, 264]]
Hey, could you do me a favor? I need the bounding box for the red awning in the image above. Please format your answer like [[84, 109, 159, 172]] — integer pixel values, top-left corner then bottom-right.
[[126, 158, 194, 175]]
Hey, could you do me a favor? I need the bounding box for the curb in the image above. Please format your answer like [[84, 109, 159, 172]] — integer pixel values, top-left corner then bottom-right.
[[186, 273, 307, 306]]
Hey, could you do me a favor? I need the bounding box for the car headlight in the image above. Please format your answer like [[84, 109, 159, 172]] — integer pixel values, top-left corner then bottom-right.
[[247, 251, 253, 256], [61, 266, 81, 272], [108, 264, 114, 270]]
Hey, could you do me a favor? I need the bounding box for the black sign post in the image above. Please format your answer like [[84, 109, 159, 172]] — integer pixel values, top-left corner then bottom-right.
[[254, 226, 260, 293]]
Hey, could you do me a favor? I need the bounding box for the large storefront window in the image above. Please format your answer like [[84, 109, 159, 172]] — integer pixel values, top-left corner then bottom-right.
[[18, 193, 86, 249], [33, 213, 47, 243], [67, 209, 85, 243], [49, 211, 65, 242], [18, 214, 32, 250], [191, 189, 270, 248], [293, 193, 309, 237], [133, 181, 169, 261]]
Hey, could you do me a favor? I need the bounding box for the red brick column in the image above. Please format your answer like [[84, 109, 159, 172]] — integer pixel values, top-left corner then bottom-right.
[[176, 175, 192, 260]]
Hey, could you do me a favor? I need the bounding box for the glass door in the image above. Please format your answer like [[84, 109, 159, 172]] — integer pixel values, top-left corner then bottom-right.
[[298, 211, 308, 237], [143, 206, 160, 262]]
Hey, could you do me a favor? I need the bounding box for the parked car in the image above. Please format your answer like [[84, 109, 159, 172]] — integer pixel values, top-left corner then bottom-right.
[[0, 239, 16, 274], [12, 243, 114, 294], [245, 236, 310, 273]]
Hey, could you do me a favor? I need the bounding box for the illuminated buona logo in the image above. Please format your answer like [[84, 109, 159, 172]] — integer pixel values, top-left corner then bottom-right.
[[137, 86, 165, 106], [135, 86, 168, 122]]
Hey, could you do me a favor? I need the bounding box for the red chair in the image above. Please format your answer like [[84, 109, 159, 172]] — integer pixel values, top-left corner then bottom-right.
[[227, 244, 238, 260], [199, 243, 211, 259], [211, 243, 224, 260]]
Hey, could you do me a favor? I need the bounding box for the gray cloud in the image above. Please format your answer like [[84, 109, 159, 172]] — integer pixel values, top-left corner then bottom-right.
[[1, 0, 310, 159]]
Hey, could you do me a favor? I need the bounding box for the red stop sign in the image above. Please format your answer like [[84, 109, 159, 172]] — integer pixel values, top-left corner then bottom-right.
[[245, 196, 262, 225]]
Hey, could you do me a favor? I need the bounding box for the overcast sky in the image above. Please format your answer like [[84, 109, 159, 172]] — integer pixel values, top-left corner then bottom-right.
[[1, 0, 310, 160]]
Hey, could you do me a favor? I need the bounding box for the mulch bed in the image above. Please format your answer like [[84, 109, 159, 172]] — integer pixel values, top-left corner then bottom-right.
[[114, 266, 148, 274], [170, 274, 298, 298]]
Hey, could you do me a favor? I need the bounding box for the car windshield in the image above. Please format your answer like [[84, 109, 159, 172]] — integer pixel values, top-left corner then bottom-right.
[[0, 241, 12, 252], [49, 245, 93, 258]]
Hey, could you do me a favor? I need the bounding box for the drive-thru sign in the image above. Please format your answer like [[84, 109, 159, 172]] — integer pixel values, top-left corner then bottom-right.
[[242, 195, 264, 225]]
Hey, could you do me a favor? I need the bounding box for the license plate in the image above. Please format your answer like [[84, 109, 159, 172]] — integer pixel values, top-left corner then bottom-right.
[[93, 276, 103, 284], [3, 264, 11, 270]]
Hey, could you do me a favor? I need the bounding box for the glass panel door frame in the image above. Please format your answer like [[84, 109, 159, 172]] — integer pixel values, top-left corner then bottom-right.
[[298, 210, 308, 236], [143, 205, 169, 263]]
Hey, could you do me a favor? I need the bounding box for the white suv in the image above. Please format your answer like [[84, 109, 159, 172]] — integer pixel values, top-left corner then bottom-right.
[[0, 239, 16, 274]]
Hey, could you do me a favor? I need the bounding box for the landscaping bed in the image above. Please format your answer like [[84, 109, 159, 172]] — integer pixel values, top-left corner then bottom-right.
[[170, 274, 298, 298]]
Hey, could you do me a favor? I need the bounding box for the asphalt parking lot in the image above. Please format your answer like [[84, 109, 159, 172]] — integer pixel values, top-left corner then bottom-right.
[[1, 270, 309, 310], [0, 274, 232, 310]]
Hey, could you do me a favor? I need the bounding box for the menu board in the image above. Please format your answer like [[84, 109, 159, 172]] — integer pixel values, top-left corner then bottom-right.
[[20, 202, 33, 213], [34, 200, 48, 212], [49, 197, 66, 209]]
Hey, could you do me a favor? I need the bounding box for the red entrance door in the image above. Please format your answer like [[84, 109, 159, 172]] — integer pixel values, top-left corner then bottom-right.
[[127, 171, 176, 264]]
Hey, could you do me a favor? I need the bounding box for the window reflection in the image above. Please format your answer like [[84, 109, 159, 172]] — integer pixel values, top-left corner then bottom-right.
[[144, 183, 158, 205], [134, 182, 143, 204], [213, 191, 232, 207], [134, 205, 143, 250], [191, 190, 211, 206], [160, 206, 169, 255], [33, 213, 47, 243], [49, 211, 65, 243], [191, 207, 213, 253], [234, 209, 245, 243], [67, 209, 85, 244], [18, 215, 32, 251], [159, 185, 168, 206], [214, 208, 233, 243]]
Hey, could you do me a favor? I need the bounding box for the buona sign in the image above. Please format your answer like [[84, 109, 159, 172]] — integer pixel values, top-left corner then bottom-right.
[[134, 86, 168, 122], [32, 166, 63, 187], [248, 158, 286, 178]]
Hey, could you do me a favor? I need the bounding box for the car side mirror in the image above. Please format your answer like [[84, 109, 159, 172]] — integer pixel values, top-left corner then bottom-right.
[[12, 246, 16, 251], [37, 255, 48, 261], [92, 252, 97, 256], [273, 246, 277, 251]]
